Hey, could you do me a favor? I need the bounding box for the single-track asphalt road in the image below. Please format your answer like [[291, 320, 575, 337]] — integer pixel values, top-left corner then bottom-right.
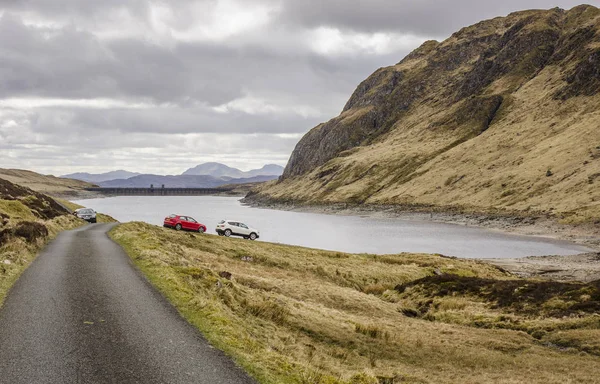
[[0, 223, 256, 384]]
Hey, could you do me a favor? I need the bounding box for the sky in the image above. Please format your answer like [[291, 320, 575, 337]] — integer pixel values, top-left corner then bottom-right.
[[0, 0, 587, 175]]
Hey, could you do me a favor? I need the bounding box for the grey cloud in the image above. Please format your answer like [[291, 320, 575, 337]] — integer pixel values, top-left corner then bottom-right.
[[1, 130, 297, 175], [0, 15, 244, 105], [0, 13, 398, 109], [27, 105, 323, 138], [281, 0, 586, 35]]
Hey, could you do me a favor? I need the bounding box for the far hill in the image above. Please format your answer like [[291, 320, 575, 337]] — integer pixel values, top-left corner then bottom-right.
[[98, 174, 278, 188], [61, 170, 141, 183], [182, 162, 245, 178], [250, 5, 600, 223], [182, 162, 284, 178], [0, 169, 97, 198]]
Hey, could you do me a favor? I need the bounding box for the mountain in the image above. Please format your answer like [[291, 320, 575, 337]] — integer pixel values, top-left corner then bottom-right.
[[99, 174, 278, 188], [182, 162, 284, 178], [62, 170, 141, 183], [182, 162, 245, 178], [250, 5, 600, 222], [244, 164, 285, 177], [0, 168, 97, 197]]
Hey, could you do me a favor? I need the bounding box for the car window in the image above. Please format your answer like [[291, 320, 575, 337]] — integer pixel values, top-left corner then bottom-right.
[[169, 214, 177, 218], [227, 221, 235, 226], [188, 217, 197, 223], [218, 220, 225, 224], [180, 216, 188, 221], [240, 223, 248, 229]]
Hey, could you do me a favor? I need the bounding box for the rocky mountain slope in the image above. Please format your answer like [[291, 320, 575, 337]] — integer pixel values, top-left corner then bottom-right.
[[251, 5, 600, 222]]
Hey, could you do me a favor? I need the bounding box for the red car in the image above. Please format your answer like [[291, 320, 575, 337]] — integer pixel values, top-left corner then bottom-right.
[[163, 214, 207, 233]]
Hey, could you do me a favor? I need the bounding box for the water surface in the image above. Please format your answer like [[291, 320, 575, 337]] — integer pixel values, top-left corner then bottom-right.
[[74, 196, 592, 258]]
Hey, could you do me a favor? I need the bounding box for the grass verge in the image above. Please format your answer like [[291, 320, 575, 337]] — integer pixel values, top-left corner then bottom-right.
[[111, 222, 600, 384]]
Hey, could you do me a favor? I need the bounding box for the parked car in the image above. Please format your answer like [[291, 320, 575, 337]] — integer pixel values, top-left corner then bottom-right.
[[216, 220, 260, 240], [163, 214, 207, 233], [74, 208, 97, 223]]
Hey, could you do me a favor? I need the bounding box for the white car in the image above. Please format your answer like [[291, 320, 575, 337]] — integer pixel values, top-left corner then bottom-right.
[[216, 220, 260, 240]]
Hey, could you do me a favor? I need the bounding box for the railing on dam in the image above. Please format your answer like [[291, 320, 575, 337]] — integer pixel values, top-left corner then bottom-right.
[[85, 187, 233, 196]]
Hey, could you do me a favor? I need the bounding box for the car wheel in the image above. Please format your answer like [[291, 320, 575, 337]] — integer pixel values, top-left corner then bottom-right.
[[175, 224, 182, 231], [249, 233, 257, 241], [198, 227, 205, 233], [224, 229, 232, 237]]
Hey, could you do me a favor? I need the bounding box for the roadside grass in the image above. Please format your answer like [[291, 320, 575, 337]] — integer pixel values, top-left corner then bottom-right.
[[111, 222, 600, 384]]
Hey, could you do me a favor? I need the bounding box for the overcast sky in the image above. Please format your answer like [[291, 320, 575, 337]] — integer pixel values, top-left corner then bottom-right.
[[0, 0, 586, 175]]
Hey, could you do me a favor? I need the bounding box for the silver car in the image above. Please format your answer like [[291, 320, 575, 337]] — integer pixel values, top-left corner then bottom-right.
[[74, 208, 97, 223]]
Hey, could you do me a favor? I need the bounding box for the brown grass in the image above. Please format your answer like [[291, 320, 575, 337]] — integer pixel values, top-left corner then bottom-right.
[[112, 222, 600, 384]]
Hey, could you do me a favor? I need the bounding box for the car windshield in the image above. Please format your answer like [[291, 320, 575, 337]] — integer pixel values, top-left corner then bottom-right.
[[169, 214, 177, 218], [81, 209, 93, 214]]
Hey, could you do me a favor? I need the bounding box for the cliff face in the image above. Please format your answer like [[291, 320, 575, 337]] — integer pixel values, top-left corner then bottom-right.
[[257, 5, 600, 221]]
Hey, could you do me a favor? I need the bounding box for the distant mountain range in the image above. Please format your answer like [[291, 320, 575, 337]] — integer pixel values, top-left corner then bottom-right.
[[182, 163, 284, 178], [98, 174, 278, 188], [61, 163, 284, 188], [62, 170, 141, 183]]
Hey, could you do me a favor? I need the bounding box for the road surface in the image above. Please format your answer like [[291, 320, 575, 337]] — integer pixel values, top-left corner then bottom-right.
[[0, 224, 255, 384]]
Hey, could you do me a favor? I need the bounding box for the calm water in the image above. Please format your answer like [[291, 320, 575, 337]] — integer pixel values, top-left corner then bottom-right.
[[73, 196, 593, 258]]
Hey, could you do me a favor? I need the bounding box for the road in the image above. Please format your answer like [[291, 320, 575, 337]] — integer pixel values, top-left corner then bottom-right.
[[0, 224, 255, 384]]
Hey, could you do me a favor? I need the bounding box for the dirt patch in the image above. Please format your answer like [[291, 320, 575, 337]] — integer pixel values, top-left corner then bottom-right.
[[14, 221, 49, 243], [0, 228, 11, 246], [395, 274, 600, 317], [484, 253, 600, 283]]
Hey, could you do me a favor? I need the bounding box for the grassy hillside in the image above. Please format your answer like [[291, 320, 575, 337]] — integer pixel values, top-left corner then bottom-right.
[[253, 6, 600, 223], [112, 222, 600, 384], [0, 168, 97, 197], [0, 179, 83, 304]]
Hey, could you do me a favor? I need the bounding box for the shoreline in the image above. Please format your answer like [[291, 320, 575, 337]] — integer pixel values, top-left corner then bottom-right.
[[241, 200, 600, 246], [242, 199, 600, 282], [59, 193, 600, 282]]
